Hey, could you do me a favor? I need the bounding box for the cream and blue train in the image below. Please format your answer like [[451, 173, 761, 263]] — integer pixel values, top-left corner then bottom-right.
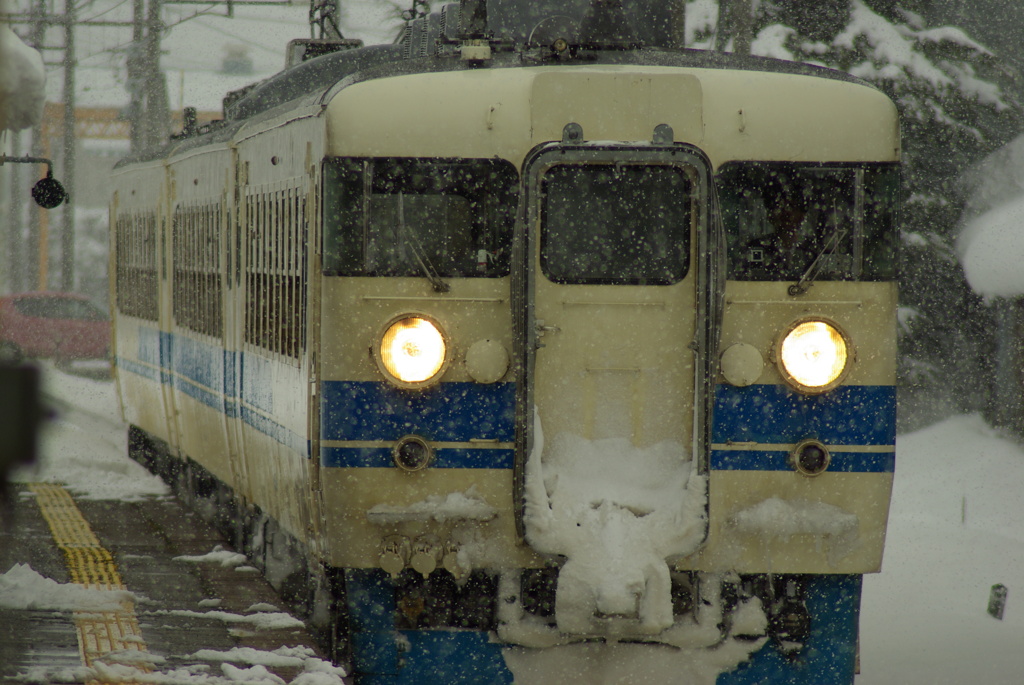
[[110, 1, 898, 682]]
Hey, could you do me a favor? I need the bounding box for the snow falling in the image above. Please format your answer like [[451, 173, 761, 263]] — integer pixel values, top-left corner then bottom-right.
[[6, 0, 1024, 682]]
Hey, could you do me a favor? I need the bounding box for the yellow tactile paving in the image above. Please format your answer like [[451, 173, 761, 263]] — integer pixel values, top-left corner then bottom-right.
[[28, 483, 151, 682]]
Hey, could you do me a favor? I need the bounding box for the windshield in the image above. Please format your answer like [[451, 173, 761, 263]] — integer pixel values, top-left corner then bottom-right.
[[718, 163, 899, 281], [323, 157, 517, 278], [541, 163, 693, 285]]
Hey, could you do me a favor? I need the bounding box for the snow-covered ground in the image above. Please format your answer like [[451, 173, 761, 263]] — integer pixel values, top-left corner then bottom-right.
[[857, 413, 1024, 684], [23, 362, 169, 501], [3, 364, 347, 685], [7, 364, 1024, 682]]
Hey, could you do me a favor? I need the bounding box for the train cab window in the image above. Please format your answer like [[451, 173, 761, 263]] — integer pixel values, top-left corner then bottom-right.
[[719, 162, 899, 281], [540, 163, 692, 285], [322, 157, 517, 278], [862, 166, 900, 279]]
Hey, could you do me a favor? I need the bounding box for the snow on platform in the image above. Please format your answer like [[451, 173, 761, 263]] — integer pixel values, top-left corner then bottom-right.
[[1, 363, 343, 684]]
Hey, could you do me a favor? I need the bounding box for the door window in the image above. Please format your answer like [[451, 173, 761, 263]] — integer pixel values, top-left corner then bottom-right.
[[540, 163, 693, 285]]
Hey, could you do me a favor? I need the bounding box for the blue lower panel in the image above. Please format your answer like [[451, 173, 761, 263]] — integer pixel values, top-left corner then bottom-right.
[[357, 632, 514, 685], [718, 575, 862, 685], [345, 570, 860, 685], [345, 569, 513, 684], [714, 383, 896, 447]]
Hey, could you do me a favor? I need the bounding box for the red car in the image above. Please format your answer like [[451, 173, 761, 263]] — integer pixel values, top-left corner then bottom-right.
[[0, 292, 110, 363]]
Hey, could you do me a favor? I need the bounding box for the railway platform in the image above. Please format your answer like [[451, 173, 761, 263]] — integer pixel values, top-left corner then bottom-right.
[[0, 480, 344, 684]]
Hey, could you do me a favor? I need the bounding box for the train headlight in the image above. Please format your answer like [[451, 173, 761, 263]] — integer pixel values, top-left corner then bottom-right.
[[777, 319, 851, 394], [378, 315, 448, 388]]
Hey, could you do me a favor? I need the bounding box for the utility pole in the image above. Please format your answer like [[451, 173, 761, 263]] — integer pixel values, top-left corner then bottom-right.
[[60, 0, 76, 292], [141, 0, 170, 150], [27, 0, 45, 290], [127, 0, 145, 151], [6, 134, 24, 293], [8, 0, 143, 289]]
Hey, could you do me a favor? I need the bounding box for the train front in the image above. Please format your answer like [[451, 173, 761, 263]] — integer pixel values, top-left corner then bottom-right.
[[313, 3, 898, 683]]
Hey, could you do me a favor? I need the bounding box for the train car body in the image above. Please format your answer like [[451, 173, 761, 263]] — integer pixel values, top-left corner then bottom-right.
[[111, 2, 899, 682]]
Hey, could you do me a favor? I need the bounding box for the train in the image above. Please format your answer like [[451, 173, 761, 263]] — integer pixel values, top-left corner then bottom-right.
[[109, 1, 899, 683]]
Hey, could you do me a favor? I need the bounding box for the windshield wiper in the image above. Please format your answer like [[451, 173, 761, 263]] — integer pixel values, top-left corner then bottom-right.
[[396, 193, 450, 293], [788, 201, 847, 297]]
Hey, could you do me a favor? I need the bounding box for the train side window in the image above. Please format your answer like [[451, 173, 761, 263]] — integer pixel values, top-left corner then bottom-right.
[[115, 211, 159, 321], [322, 157, 517, 278], [243, 185, 308, 361], [540, 163, 692, 285], [172, 202, 223, 339]]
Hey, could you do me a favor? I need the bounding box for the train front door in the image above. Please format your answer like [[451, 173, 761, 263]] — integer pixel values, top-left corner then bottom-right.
[[517, 142, 716, 633]]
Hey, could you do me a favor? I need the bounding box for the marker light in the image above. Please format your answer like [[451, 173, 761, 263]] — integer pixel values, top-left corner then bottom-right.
[[791, 439, 831, 476], [392, 435, 434, 471], [379, 316, 447, 387], [778, 319, 851, 393]]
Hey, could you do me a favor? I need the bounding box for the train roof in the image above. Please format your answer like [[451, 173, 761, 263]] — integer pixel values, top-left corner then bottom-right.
[[226, 44, 868, 122], [115, 3, 880, 168]]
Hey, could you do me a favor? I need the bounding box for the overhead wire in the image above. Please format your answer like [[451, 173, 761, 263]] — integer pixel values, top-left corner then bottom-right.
[[79, 0, 133, 23], [85, 1, 301, 62], [42, 0, 310, 73], [73, 2, 236, 63], [187, 15, 297, 55]]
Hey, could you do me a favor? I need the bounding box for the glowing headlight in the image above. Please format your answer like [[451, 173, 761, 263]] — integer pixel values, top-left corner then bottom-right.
[[778, 319, 851, 393], [378, 316, 448, 387]]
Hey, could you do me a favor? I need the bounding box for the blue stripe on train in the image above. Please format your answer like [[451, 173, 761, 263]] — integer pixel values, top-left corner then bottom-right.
[[319, 380, 516, 443], [117, 327, 303, 453], [711, 449, 895, 472], [124, 328, 893, 474], [321, 446, 514, 469], [713, 383, 897, 446]]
